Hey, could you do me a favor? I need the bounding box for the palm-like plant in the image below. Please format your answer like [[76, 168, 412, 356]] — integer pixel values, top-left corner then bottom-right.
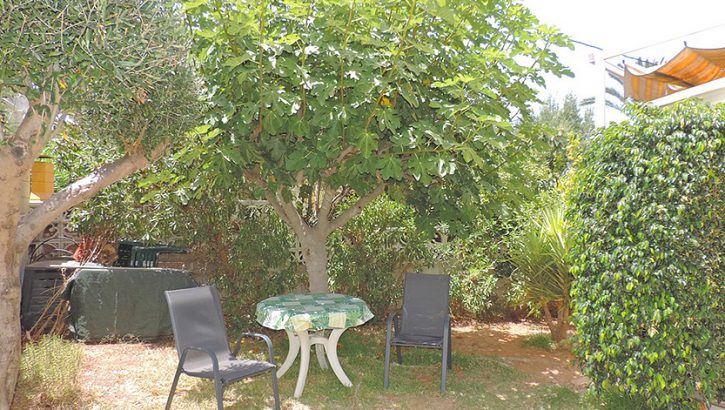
[[510, 200, 573, 341]]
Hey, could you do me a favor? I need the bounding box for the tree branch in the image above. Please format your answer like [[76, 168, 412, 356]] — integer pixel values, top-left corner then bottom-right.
[[30, 103, 62, 160], [238, 199, 269, 206], [316, 183, 336, 231], [15, 143, 167, 248], [267, 192, 300, 235], [243, 169, 306, 239], [322, 146, 356, 177], [30, 78, 64, 156], [10, 110, 44, 166], [262, 190, 294, 228], [280, 197, 308, 236], [326, 182, 385, 234], [330, 186, 350, 216]]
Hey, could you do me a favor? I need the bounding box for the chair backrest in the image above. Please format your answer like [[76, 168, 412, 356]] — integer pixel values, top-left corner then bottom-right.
[[165, 286, 232, 362], [399, 273, 450, 338]]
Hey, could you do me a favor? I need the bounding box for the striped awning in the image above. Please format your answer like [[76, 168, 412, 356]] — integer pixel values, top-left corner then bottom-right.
[[624, 47, 725, 102]]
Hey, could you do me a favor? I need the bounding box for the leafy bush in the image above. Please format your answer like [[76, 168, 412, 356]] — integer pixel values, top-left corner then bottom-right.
[[568, 101, 724, 408], [509, 197, 572, 341], [449, 268, 499, 317], [49, 133, 187, 242], [329, 197, 433, 316], [190, 201, 304, 330], [584, 388, 649, 410], [17, 336, 83, 407], [435, 213, 518, 319], [330, 195, 521, 319]]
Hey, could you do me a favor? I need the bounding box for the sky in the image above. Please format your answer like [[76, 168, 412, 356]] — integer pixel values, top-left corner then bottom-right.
[[521, 0, 725, 125]]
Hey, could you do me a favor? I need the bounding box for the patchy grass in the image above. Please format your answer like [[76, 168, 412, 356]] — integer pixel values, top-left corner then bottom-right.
[[160, 328, 562, 410], [584, 388, 650, 410], [15, 323, 609, 409], [536, 385, 586, 409], [14, 335, 84, 408], [521, 333, 556, 351]]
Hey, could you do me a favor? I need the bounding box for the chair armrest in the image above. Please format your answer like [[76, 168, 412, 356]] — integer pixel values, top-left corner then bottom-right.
[[179, 346, 219, 375], [386, 310, 401, 336], [234, 332, 276, 365]]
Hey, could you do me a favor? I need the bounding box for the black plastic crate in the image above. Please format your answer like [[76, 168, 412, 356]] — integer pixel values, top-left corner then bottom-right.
[[21, 267, 66, 331]]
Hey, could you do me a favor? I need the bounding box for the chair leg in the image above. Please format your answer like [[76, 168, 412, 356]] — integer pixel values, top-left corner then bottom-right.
[[214, 378, 224, 410], [165, 364, 183, 410], [396, 346, 402, 364], [440, 351, 447, 394], [441, 322, 450, 394], [271, 369, 281, 410], [440, 344, 448, 394], [384, 334, 392, 388], [448, 322, 453, 370]]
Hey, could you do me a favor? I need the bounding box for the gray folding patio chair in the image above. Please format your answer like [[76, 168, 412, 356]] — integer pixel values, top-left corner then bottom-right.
[[164, 286, 280, 410], [384, 272, 452, 393]]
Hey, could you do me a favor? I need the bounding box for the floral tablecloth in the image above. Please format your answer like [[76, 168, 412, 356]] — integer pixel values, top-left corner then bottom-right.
[[256, 293, 374, 332]]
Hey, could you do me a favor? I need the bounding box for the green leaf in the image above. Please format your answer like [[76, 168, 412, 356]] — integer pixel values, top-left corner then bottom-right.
[[408, 155, 432, 186], [279, 33, 301, 45], [285, 149, 309, 171], [379, 156, 403, 180], [399, 84, 419, 108], [223, 55, 251, 68], [182, 0, 208, 12], [356, 132, 378, 158]]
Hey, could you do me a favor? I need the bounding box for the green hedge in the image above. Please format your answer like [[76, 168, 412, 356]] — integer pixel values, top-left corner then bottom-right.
[[568, 101, 724, 408]]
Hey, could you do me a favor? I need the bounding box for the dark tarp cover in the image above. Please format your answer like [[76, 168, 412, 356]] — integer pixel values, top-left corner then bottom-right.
[[64, 267, 197, 340]]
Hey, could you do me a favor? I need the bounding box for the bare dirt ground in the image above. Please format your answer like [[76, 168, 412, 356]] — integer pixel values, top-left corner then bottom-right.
[[452, 322, 588, 390], [78, 340, 180, 409], [75, 321, 588, 408]]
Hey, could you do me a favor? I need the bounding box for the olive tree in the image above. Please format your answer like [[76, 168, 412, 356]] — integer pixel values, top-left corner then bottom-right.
[[0, 1, 198, 405], [184, 0, 571, 292]]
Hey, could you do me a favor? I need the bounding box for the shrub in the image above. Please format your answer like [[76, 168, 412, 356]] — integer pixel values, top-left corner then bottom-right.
[[436, 213, 518, 319], [509, 197, 572, 341], [329, 197, 433, 316], [568, 101, 724, 408], [449, 268, 498, 317], [17, 336, 83, 407], [206, 205, 304, 330]]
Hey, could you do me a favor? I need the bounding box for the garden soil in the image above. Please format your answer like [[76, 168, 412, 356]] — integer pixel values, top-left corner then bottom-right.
[[452, 322, 588, 389]]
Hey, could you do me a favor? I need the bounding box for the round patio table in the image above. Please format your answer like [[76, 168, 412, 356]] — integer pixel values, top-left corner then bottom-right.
[[256, 293, 374, 398]]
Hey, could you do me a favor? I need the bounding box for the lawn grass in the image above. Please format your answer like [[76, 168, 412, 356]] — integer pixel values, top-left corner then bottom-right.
[[162, 327, 591, 409], [16, 325, 619, 409]]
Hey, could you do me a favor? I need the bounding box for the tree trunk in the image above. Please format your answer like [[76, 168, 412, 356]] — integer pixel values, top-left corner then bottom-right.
[[0, 144, 165, 407], [0, 166, 25, 410], [542, 302, 570, 343], [555, 304, 570, 342], [300, 231, 329, 293], [257, 183, 385, 294], [0, 246, 22, 410]]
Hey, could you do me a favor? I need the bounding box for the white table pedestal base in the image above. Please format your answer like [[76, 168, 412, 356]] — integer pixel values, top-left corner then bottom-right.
[[277, 328, 352, 398]]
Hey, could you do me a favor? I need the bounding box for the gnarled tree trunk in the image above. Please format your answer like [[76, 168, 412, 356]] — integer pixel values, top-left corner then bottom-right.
[[0, 140, 165, 408], [0, 246, 22, 410], [0, 167, 25, 410]]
